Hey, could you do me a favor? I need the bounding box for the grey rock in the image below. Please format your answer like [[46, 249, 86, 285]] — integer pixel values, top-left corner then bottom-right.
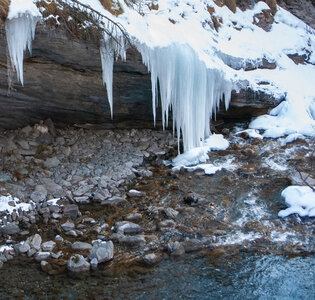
[[73, 185, 93, 197], [27, 248, 37, 257], [61, 221, 75, 231], [142, 253, 162, 266], [119, 235, 146, 247], [35, 251, 51, 262], [89, 241, 114, 263], [67, 255, 90, 273], [42, 241, 56, 252], [72, 242, 92, 251], [55, 235, 64, 242], [74, 196, 90, 204], [41, 178, 62, 194], [164, 207, 179, 219], [127, 189, 143, 197], [65, 230, 78, 237], [30, 185, 47, 202], [159, 219, 176, 229], [0, 224, 20, 235], [29, 234, 42, 250], [18, 242, 30, 254], [44, 157, 60, 168], [90, 258, 98, 270], [63, 205, 79, 219], [115, 221, 144, 235], [0, 261, 3, 269], [125, 213, 142, 222], [101, 196, 127, 206], [168, 241, 185, 257]]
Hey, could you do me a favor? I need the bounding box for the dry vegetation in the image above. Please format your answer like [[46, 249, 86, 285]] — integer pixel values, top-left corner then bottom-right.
[[0, 0, 10, 22], [99, 0, 124, 16]]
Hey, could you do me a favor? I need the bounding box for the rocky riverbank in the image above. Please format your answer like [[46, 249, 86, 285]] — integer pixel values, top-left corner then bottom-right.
[[0, 120, 314, 279]]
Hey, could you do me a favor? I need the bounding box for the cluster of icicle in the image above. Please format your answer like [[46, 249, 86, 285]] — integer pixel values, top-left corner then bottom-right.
[[6, 12, 41, 86], [138, 43, 232, 152], [4, 4, 232, 153]]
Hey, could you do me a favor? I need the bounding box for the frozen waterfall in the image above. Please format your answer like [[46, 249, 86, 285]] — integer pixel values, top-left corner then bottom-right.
[[6, 12, 41, 86], [138, 43, 233, 152]]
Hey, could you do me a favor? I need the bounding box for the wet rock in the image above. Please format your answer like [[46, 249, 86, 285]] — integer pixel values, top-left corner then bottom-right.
[[115, 221, 144, 235], [168, 241, 185, 257], [31, 185, 48, 202], [90, 258, 98, 270], [89, 241, 114, 263], [44, 157, 60, 168], [72, 242, 92, 251], [61, 221, 75, 231], [164, 207, 179, 219], [127, 189, 143, 197], [63, 204, 79, 219], [142, 253, 162, 266], [119, 235, 146, 247], [183, 192, 199, 206], [42, 241, 56, 252], [182, 240, 204, 253], [0, 224, 20, 235], [101, 196, 127, 206], [35, 252, 51, 262], [67, 255, 90, 273]]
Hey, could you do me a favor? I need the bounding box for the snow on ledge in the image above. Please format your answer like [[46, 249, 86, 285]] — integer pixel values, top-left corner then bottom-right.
[[278, 186, 315, 218], [0, 195, 33, 214]]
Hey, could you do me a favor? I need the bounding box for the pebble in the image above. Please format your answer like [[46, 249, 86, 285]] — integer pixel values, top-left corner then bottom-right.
[[67, 255, 90, 273], [42, 241, 56, 252], [72, 242, 92, 251], [61, 221, 75, 231]]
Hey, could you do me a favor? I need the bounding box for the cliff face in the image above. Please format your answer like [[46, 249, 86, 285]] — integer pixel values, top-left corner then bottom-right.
[[0, 21, 281, 130]]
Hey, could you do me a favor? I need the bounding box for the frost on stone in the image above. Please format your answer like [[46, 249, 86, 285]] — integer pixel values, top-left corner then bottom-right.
[[138, 43, 232, 152], [5, 11, 41, 86]]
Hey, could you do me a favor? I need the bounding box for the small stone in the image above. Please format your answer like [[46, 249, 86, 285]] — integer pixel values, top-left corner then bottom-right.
[[127, 189, 143, 197], [55, 235, 64, 242], [67, 255, 90, 273], [164, 207, 179, 219], [159, 219, 176, 229], [101, 196, 127, 206], [65, 230, 78, 237], [44, 157, 60, 168], [35, 252, 51, 262], [63, 205, 79, 219], [72, 242, 92, 251], [18, 242, 30, 254], [30, 234, 42, 251], [61, 221, 75, 231], [119, 235, 146, 247], [89, 241, 114, 263], [27, 248, 37, 257], [74, 196, 90, 204], [90, 258, 98, 270], [125, 213, 142, 222], [42, 241, 56, 252], [142, 253, 162, 266], [30, 185, 47, 202], [168, 241, 185, 257], [73, 185, 93, 197], [115, 221, 144, 235], [0, 223, 20, 235]]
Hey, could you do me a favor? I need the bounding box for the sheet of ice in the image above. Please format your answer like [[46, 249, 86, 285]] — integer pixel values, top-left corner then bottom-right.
[[0, 195, 32, 214], [6, 0, 41, 85], [278, 186, 315, 218], [172, 134, 229, 167]]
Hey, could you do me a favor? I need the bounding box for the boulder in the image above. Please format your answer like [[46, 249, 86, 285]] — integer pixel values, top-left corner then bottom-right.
[[89, 241, 114, 263]]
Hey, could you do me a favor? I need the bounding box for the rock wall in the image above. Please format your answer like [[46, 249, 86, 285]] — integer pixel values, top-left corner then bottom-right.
[[0, 23, 277, 130]]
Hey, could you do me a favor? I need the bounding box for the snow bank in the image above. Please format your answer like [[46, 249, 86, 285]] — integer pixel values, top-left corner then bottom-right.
[[278, 186, 315, 218]]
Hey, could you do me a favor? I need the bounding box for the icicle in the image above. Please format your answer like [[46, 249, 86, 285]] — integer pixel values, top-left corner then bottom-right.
[[137, 43, 233, 152], [5, 9, 41, 86], [100, 34, 126, 118]]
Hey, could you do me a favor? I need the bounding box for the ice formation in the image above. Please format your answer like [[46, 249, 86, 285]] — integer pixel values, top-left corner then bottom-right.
[[100, 34, 126, 118], [278, 186, 315, 218], [138, 43, 232, 152], [5, 0, 41, 85]]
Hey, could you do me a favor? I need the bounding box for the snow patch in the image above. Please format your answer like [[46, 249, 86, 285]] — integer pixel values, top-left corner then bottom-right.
[[0, 195, 32, 214], [278, 186, 315, 218]]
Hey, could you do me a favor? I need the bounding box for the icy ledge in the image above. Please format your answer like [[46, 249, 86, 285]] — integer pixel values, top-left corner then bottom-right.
[[5, 0, 41, 85], [278, 186, 315, 218]]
